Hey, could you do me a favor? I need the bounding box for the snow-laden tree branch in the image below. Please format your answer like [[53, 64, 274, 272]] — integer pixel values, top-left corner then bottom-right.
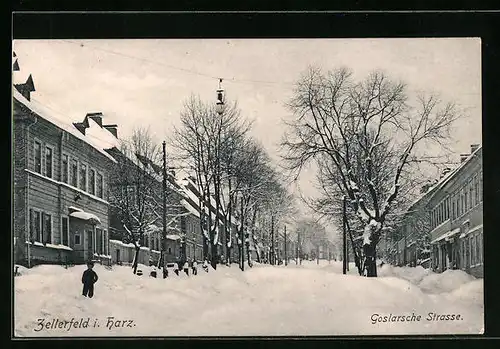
[[281, 66, 462, 277]]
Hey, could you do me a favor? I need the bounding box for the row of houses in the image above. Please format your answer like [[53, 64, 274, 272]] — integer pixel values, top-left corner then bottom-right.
[[12, 52, 267, 268], [387, 144, 483, 278]]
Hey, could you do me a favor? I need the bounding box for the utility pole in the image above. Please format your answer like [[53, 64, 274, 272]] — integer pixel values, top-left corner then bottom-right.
[[240, 196, 244, 271], [284, 225, 287, 266], [270, 215, 275, 265], [343, 196, 347, 275], [162, 141, 167, 279]]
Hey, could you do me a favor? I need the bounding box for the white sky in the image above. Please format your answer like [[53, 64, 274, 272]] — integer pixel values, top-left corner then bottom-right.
[[12, 38, 482, 236]]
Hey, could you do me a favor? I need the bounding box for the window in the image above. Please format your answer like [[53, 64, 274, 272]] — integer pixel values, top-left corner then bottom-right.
[[479, 233, 483, 264], [474, 234, 480, 266], [75, 234, 81, 245], [96, 173, 103, 198], [43, 213, 52, 244], [451, 196, 457, 219], [29, 209, 42, 242], [104, 230, 108, 255], [96, 228, 102, 254], [34, 141, 42, 173], [168, 247, 172, 254], [480, 171, 483, 202], [461, 240, 466, 269], [470, 236, 475, 266], [62, 154, 69, 183], [71, 159, 78, 187], [61, 216, 69, 246], [464, 187, 469, 213], [45, 146, 53, 178], [80, 163, 87, 191], [469, 180, 473, 209], [460, 190, 465, 216], [474, 175, 479, 205], [89, 169, 96, 195]]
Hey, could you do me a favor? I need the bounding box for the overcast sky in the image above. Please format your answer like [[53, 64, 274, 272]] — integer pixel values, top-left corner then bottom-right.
[[12, 38, 482, 233]]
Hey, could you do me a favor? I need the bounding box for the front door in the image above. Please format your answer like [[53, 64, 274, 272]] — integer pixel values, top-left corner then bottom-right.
[[116, 249, 120, 263]]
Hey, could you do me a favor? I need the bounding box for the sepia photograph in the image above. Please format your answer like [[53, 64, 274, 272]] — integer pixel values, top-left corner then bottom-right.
[[12, 38, 483, 337]]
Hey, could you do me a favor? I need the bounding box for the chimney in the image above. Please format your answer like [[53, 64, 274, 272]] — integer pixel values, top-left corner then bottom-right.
[[87, 112, 103, 127], [460, 153, 469, 163], [73, 122, 87, 135], [103, 124, 118, 138], [14, 74, 36, 101], [470, 144, 480, 154]]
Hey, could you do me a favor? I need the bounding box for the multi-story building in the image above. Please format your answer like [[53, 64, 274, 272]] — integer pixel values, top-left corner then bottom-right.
[[13, 56, 116, 266], [429, 145, 483, 277]]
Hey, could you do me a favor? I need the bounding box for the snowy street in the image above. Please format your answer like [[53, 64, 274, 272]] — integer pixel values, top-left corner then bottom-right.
[[14, 261, 483, 337]]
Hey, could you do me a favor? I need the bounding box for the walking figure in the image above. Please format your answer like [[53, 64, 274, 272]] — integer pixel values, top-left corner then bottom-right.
[[202, 259, 209, 273], [191, 260, 198, 275], [82, 261, 98, 298], [183, 260, 190, 276], [173, 262, 180, 276]]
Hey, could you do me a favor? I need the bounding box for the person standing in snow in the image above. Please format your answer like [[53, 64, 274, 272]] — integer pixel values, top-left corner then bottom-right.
[[183, 260, 190, 276], [202, 259, 209, 273], [82, 261, 98, 298], [191, 260, 198, 275], [173, 262, 180, 276]]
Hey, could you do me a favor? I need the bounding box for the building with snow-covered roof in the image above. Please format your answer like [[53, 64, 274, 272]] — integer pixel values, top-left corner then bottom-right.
[[12, 55, 117, 266], [389, 144, 483, 277], [427, 144, 482, 277]]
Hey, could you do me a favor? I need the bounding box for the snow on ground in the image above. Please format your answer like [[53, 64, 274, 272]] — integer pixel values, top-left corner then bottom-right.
[[14, 260, 483, 337]]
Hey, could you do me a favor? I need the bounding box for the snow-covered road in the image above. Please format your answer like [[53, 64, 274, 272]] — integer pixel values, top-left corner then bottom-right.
[[14, 261, 483, 337]]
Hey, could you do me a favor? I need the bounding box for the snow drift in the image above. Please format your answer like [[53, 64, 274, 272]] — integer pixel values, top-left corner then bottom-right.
[[14, 261, 483, 337]]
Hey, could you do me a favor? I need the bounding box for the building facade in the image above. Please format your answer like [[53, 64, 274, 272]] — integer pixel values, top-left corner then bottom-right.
[[429, 145, 483, 277], [13, 58, 115, 266]]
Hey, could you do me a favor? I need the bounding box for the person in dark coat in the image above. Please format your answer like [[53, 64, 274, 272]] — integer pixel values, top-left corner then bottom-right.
[[82, 261, 98, 298], [191, 260, 198, 275]]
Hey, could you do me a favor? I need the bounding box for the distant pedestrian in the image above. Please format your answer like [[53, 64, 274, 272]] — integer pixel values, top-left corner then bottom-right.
[[202, 259, 209, 273], [191, 260, 198, 275], [183, 261, 189, 276], [82, 261, 98, 298], [173, 262, 180, 276]]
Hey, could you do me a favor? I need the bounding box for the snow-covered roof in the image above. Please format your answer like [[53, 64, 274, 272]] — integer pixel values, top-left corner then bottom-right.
[[459, 224, 482, 239], [427, 145, 482, 202], [69, 211, 102, 224], [180, 199, 200, 218], [109, 239, 135, 248], [13, 88, 117, 163], [85, 116, 121, 150], [166, 234, 181, 241], [430, 228, 460, 244], [405, 145, 482, 213], [68, 206, 83, 213]]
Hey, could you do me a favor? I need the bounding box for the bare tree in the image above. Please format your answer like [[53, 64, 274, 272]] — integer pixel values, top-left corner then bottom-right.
[[172, 95, 251, 269], [109, 127, 185, 274], [281, 66, 461, 277]]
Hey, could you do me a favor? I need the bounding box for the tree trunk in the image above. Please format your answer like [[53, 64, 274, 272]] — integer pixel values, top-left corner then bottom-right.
[[132, 246, 140, 274], [363, 242, 377, 277]]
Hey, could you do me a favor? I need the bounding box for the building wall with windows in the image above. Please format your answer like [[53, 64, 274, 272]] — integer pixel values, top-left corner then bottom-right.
[[429, 146, 483, 277], [13, 91, 115, 266]]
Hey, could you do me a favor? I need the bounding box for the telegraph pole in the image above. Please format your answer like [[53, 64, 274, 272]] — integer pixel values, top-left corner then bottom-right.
[[284, 225, 287, 266], [270, 215, 275, 265], [162, 141, 167, 278], [343, 196, 347, 275]]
